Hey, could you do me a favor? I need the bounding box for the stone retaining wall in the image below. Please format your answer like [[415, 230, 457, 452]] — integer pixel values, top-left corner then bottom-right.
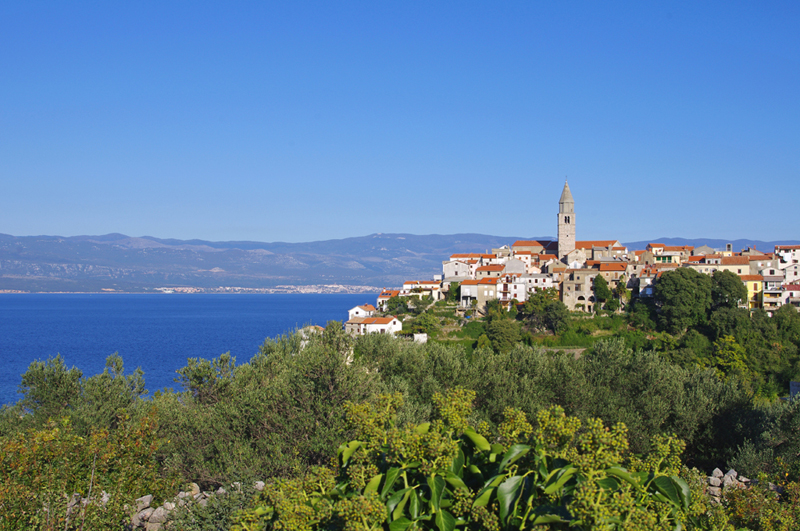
[[705, 468, 750, 504], [129, 481, 265, 530]]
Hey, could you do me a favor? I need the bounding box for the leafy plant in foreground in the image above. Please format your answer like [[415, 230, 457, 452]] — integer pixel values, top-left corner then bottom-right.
[[233, 389, 715, 530]]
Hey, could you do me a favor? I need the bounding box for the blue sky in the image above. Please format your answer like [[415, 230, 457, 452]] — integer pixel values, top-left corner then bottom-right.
[[1, 2, 798, 243]]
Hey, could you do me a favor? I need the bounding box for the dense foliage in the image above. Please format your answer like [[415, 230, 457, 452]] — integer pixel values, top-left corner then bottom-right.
[[232, 389, 722, 530], [2, 295, 800, 529]]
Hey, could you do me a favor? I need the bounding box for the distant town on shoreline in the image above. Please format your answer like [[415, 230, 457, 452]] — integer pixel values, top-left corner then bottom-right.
[[341, 181, 799, 336]]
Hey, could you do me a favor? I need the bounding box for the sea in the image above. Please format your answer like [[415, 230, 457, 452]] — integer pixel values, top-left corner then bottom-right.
[[0, 293, 377, 406]]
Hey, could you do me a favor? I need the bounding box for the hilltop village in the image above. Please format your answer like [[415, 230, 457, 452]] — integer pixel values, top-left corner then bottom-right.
[[345, 181, 800, 335]]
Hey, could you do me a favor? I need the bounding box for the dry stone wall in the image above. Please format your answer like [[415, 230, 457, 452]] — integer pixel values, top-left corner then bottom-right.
[[128, 481, 265, 530]]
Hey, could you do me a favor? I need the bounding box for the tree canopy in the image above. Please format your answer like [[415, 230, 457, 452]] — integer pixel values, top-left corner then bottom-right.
[[654, 268, 713, 334], [711, 270, 748, 309]]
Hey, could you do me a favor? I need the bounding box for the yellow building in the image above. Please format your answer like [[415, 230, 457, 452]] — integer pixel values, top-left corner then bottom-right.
[[740, 275, 763, 310]]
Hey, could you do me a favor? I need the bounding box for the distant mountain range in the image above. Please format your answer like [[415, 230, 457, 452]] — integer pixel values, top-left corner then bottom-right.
[[1, 233, 798, 293]]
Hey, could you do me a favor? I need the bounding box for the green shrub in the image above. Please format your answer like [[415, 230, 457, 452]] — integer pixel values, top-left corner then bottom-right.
[[167, 483, 258, 531], [232, 389, 714, 530], [0, 410, 175, 530]]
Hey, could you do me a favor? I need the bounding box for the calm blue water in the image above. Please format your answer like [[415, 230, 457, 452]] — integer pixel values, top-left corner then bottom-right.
[[0, 293, 377, 405]]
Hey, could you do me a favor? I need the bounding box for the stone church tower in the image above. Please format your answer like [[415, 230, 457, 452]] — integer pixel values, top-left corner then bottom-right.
[[557, 180, 575, 261]]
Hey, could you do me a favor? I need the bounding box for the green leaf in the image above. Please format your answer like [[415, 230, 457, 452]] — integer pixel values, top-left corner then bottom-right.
[[388, 488, 412, 519], [652, 491, 673, 505], [544, 466, 577, 495], [530, 514, 569, 525], [606, 466, 648, 487], [530, 505, 572, 524], [463, 427, 491, 452], [427, 475, 446, 512], [671, 476, 691, 511], [338, 440, 362, 466], [415, 422, 431, 434], [389, 517, 413, 531], [652, 476, 681, 507], [409, 488, 421, 519], [489, 443, 505, 463], [597, 477, 620, 491], [365, 473, 383, 496], [445, 472, 468, 490], [435, 509, 456, 531], [473, 486, 495, 508], [449, 448, 465, 475], [497, 444, 531, 473], [480, 474, 505, 490], [497, 475, 525, 523], [605, 466, 633, 483], [382, 468, 402, 499]]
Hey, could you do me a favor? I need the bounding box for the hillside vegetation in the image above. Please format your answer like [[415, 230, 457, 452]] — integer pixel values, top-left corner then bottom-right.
[[3, 295, 800, 529]]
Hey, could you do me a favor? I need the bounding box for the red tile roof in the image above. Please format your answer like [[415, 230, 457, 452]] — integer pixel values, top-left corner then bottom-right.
[[378, 290, 400, 299], [740, 275, 763, 281], [599, 263, 628, 271], [721, 257, 750, 266], [363, 317, 399, 325], [476, 265, 504, 272]]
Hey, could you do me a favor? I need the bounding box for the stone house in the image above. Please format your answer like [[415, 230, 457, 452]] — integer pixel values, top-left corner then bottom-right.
[[561, 268, 598, 312], [459, 278, 504, 311], [476, 265, 504, 279]]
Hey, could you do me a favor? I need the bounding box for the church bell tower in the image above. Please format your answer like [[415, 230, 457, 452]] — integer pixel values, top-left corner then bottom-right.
[[557, 180, 576, 261]]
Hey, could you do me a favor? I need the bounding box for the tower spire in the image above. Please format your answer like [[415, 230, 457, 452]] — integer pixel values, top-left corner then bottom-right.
[[557, 180, 576, 261], [559, 180, 574, 210]]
